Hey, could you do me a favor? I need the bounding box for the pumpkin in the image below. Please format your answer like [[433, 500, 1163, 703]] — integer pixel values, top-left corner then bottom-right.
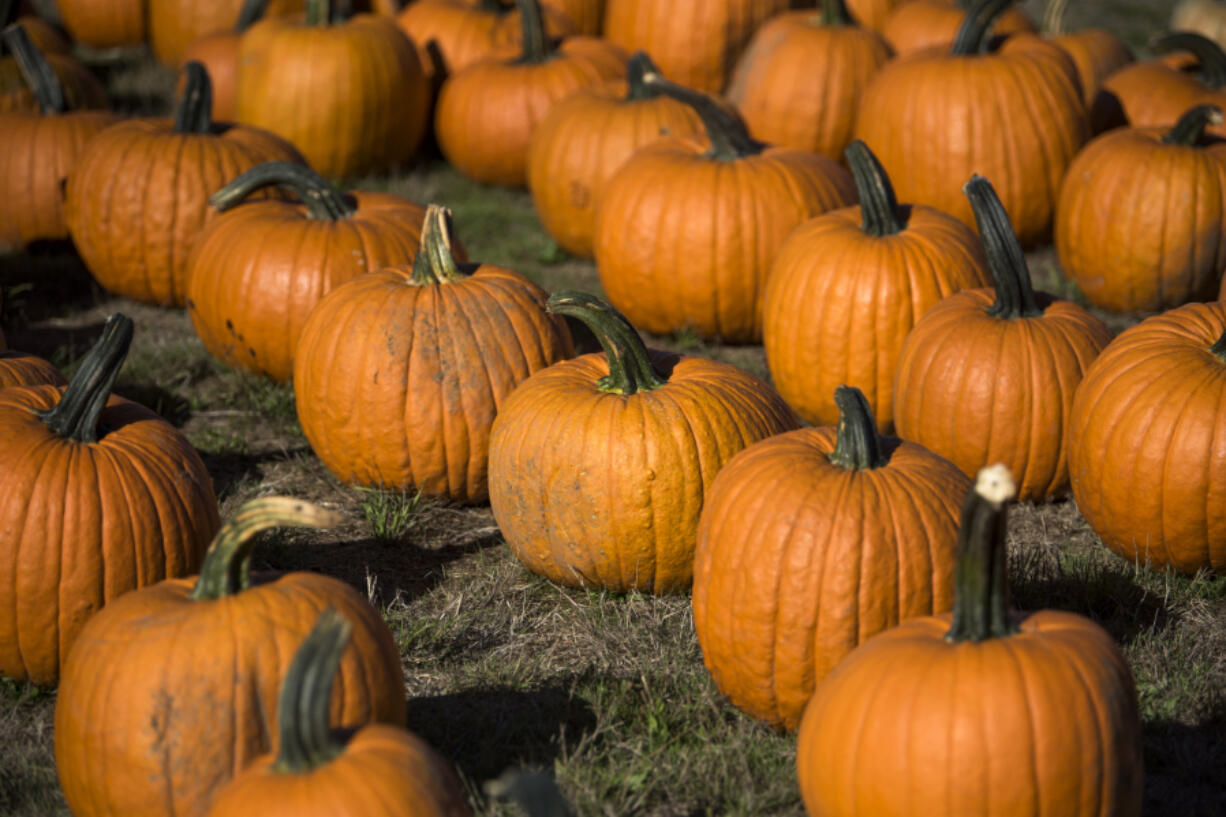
[[1041, 0, 1131, 119], [1069, 302, 1226, 574], [150, 0, 303, 65], [295, 204, 572, 503], [595, 73, 855, 343], [488, 291, 800, 594], [880, 0, 1034, 56], [854, 0, 1089, 248], [725, 0, 891, 160], [693, 385, 968, 730], [1, 0, 68, 55], [1173, 0, 1226, 52], [1099, 32, 1226, 138], [55, 497, 407, 817], [1055, 104, 1226, 313], [544, 0, 601, 34], [0, 25, 117, 250], [435, 0, 625, 187], [845, 0, 906, 31], [526, 50, 704, 258], [0, 314, 220, 684], [187, 161, 432, 382], [0, 349, 66, 388], [892, 175, 1111, 501], [204, 609, 472, 817], [180, 0, 280, 122], [796, 464, 1144, 817], [763, 140, 990, 432], [56, 0, 145, 48], [0, 24, 106, 113], [64, 62, 301, 307]]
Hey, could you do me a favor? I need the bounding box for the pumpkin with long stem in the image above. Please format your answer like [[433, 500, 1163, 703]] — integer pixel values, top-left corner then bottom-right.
[[796, 464, 1144, 816], [55, 497, 407, 817], [488, 291, 799, 594], [1100, 32, 1226, 138], [1041, 0, 1131, 116], [56, 0, 145, 48], [693, 385, 969, 730], [151, 0, 304, 65], [880, 0, 1034, 56], [180, 0, 280, 121]]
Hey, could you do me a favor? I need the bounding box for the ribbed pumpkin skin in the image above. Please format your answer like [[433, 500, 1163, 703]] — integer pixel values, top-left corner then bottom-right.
[[796, 609, 1143, 817], [294, 267, 572, 503], [55, 574, 406, 817], [150, 0, 304, 64], [1055, 123, 1226, 313], [726, 11, 891, 160], [57, 0, 146, 48], [0, 110, 117, 249], [1069, 303, 1226, 573], [63, 121, 301, 306], [0, 52, 107, 113], [594, 143, 855, 343], [488, 352, 800, 593], [881, 0, 1033, 55], [763, 205, 990, 431], [527, 78, 704, 257], [0, 389, 220, 684], [0, 350, 66, 388], [186, 192, 427, 383], [854, 35, 1089, 248], [692, 428, 968, 730], [237, 14, 429, 179]]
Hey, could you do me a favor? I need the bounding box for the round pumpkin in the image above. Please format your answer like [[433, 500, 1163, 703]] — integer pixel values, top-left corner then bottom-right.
[[1099, 32, 1226, 138], [0, 349, 65, 388], [56, 0, 145, 47], [179, 0, 281, 122], [880, 0, 1033, 56], [1041, 0, 1131, 118], [150, 0, 303, 65], [693, 385, 969, 730], [488, 291, 800, 594], [55, 497, 407, 817], [763, 140, 990, 432], [1175, 0, 1226, 51], [0, 315, 220, 684], [796, 464, 1144, 817]]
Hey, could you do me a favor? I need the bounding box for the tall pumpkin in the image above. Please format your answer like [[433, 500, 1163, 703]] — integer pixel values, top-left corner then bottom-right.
[[150, 0, 303, 65]]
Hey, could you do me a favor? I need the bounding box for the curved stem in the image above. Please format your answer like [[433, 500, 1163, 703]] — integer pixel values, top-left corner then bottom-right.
[[951, 0, 1013, 55], [37, 314, 132, 443], [546, 291, 667, 395], [272, 608, 351, 773], [945, 464, 1019, 643], [1163, 104, 1224, 145], [828, 385, 887, 470], [625, 51, 661, 102], [1152, 32, 1226, 90], [188, 497, 344, 601], [235, 0, 270, 32], [641, 72, 763, 161], [209, 162, 357, 220], [1, 23, 64, 114], [305, 0, 329, 25], [846, 140, 904, 237], [173, 61, 214, 134], [515, 0, 551, 64], [409, 204, 466, 285], [1041, 0, 1067, 37], [964, 175, 1043, 319], [1211, 328, 1226, 363]]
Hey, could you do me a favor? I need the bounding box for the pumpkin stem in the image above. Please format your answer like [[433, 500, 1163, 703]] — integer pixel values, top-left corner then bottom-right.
[[1, 23, 64, 114], [173, 61, 214, 134], [1163, 104, 1224, 145], [272, 608, 351, 774], [546, 291, 667, 395], [964, 175, 1043, 320], [1210, 328, 1226, 363], [209, 162, 357, 220], [305, 0, 329, 25], [828, 385, 888, 470], [846, 140, 904, 237], [515, 0, 552, 64], [409, 204, 466, 285], [188, 497, 344, 601], [945, 464, 1018, 642], [820, 0, 852, 26], [36, 313, 132, 443], [625, 51, 662, 101], [236, 0, 271, 31], [951, 0, 1013, 55], [641, 72, 764, 161], [1040, 0, 1067, 37], [1152, 32, 1226, 90]]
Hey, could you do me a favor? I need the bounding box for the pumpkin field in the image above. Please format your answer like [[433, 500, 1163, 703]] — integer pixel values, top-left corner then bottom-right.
[[3, 0, 1226, 814]]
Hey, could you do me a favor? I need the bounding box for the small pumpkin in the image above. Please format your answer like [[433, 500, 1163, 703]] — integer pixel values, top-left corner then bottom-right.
[[880, 0, 1034, 56], [796, 465, 1144, 817], [1099, 32, 1226, 138], [1040, 0, 1131, 117], [180, 0, 279, 122], [150, 0, 303, 65], [1174, 0, 1226, 51], [0, 349, 66, 388], [56, 0, 146, 48]]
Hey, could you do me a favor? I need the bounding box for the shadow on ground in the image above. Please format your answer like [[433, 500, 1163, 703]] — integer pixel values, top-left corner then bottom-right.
[[1143, 717, 1226, 817]]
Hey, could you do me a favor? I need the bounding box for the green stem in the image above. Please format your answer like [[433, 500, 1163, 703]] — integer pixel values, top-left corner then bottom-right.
[[209, 162, 357, 220], [1152, 32, 1226, 90], [845, 140, 904, 237], [1211, 328, 1226, 363], [515, 0, 551, 64], [409, 204, 466, 285], [1, 23, 64, 114], [641, 73, 763, 161], [235, 0, 270, 31], [624, 51, 661, 102], [188, 497, 343, 601], [546, 292, 667, 395], [820, 0, 852, 26], [945, 464, 1019, 643], [36, 314, 132, 443], [964, 175, 1043, 319], [1040, 0, 1067, 37], [951, 0, 1013, 55], [305, 0, 329, 25], [1162, 104, 1224, 145], [173, 61, 214, 134], [828, 385, 887, 470], [272, 608, 351, 773]]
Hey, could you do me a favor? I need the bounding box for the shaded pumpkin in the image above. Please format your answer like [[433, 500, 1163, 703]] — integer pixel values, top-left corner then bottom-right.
[[0, 22, 106, 113], [1040, 0, 1131, 120], [797, 465, 1144, 817], [2, 0, 67, 54], [179, 0, 280, 122], [56, 0, 145, 47], [892, 175, 1111, 501], [1098, 32, 1226, 138], [0, 349, 66, 388], [55, 497, 407, 817], [150, 0, 303, 65], [880, 0, 1033, 56], [0, 315, 220, 684], [693, 385, 969, 731]]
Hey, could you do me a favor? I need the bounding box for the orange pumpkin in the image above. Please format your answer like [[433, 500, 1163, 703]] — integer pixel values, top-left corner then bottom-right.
[[179, 0, 282, 122], [56, 0, 146, 48], [880, 0, 1033, 56], [544, 0, 601, 33], [150, 0, 303, 65], [1040, 0, 1131, 119], [1098, 32, 1226, 138], [0, 349, 66, 388]]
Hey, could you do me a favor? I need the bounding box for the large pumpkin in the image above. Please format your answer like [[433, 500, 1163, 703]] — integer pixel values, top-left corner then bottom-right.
[[55, 498, 407, 817], [150, 0, 303, 64], [693, 385, 968, 730], [880, 0, 1033, 56], [0, 315, 219, 684], [56, 0, 145, 48], [488, 292, 799, 594], [796, 465, 1144, 817]]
